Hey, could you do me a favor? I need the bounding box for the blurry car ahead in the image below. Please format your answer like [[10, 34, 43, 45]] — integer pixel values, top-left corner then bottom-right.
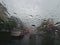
[[24, 29, 30, 35], [11, 29, 24, 39]]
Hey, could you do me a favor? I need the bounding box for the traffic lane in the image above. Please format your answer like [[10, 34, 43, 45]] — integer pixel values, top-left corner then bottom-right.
[[29, 33, 44, 45], [0, 34, 30, 45], [0, 34, 44, 45], [1, 32, 56, 45], [36, 35, 44, 45], [20, 34, 30, 45], [0, 40, 11, 45], [10, 34, 30, 45]]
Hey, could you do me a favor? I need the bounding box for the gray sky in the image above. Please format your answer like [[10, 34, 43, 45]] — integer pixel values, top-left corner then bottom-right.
[[0, 0, 60, 29]]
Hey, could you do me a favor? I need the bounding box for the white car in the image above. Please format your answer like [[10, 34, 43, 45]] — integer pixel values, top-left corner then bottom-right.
[[11, 29, 24, 38], [11, 30, 21, 36]]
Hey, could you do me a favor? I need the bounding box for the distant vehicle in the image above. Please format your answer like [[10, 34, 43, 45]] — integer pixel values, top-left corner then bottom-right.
[[11, 29, 25, 39], [24, 29, 30, 34]]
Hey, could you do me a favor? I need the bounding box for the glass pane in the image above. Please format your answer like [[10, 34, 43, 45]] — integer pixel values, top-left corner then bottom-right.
[[0, 0, 60, 45]]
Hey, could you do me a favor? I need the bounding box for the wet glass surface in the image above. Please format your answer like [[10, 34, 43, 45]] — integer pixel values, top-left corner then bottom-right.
[[0, 0, 60, 45]]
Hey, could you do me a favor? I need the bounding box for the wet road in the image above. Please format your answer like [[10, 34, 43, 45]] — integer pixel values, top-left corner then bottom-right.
[[0, 32, 60, 45], [11, 35, 29, 45], [0, 34, 30, 45], [0, 33, 44, 45]]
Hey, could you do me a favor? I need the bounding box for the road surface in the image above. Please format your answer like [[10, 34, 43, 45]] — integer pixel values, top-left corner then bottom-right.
[[0, 32, 60, 45], [0, 34, 30, 45]]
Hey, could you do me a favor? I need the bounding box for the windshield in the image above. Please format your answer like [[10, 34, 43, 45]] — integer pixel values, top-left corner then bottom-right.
[[0, 0, 60, 45]]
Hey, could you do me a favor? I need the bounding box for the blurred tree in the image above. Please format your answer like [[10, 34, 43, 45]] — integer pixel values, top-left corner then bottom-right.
[[37, 18, 54, 32], [0, 3, 17, 31], [4, 16, 17, 31], [0, 2, 24, 31], [0, 2, 9, 30], [0, 3, 9, 21]]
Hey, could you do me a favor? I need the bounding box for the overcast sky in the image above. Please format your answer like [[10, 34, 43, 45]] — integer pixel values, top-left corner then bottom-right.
[[0, 0, 60, 29]]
